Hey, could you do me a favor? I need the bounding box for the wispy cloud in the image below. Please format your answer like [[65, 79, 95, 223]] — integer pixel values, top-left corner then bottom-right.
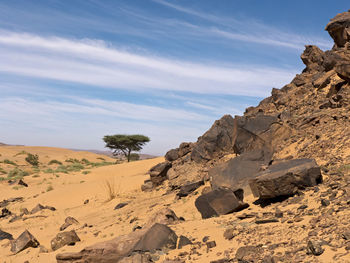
[[0, 31, 297, 97]]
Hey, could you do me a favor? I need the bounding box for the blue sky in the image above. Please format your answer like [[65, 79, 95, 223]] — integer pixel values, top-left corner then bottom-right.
[[0, 0, 347, 155]]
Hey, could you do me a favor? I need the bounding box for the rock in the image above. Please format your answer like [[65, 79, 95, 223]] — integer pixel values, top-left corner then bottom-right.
[[115, 202, 128, 210], [148, 162, 172, 186], [307, 240, 324, 256], [133, 223, 178, 252], [321, 198, 330, 207], [39, 245, 49, 253], [0, 197, 23, 208], [235, 246, 263, 262], [342, 231, 350, 240], [119, 253, 153, 263], [60, 216, 79, 231], [275, 208, 283, 218], [325, 10, 350, 48], [249, 159, 322, 199], [18, 179, 28, 187], [0, 229, 13, 241], [195, 187, 248, 219], [31, 203, 56, 214], [191, 115, 235, 162], [301, 45, 326, 72], [255, 218, 279, 224], [0, 208, 11, 218], [313, 70, 336, 89], [177, 180, 204, 197], [177, 235, 192, 249], [145, 208, 179, 226], [10, 230, 40, 254], [141, 180, 153, 192], [83, 199, 89, 204], [223, 228, 237, 240], [51, 230, 81, 251], [165, 149, 179, 162], [335, 63, 350, 82], [206, 241, 216, 249], [20, 208, 29, 216]]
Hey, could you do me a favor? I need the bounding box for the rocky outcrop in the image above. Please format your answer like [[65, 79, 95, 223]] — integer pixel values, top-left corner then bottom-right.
[[195, 188, 248, 219], [148, 162, 171, 187], [249, 159, 322, 199], [325, 10, 350, 49]]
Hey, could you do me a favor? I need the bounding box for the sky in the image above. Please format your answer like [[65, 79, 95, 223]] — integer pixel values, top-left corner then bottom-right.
[[0, 0, 348, 155]]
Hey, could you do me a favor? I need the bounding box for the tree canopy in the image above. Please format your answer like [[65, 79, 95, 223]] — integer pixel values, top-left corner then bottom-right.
[[103, 134, 150, 162]]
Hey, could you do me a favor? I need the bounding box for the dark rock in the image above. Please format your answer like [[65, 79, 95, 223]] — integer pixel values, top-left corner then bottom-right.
[[335, 63, 350, 82], [133, 223, 178, 252], [325, 10, 350, 48], [177, 181, 204, 197], [235, 246, 263, 262], [195, 188, 248, 219], [115, 202, 128, 210], [18, 179, 28, 187], [275, 208, 283, 218], [39, 245, 49, 253], [206, 241, 216, 249], [202, 236, 210, 242], [60, 216, 79, 231], [10, 230, 40, 254], [165, 149, 179, 162], [0, 208, 11, 218], [177, 235, 192, 249], [31, 203, 56, 214], [321, 199, 330, 207], [342, 231, 350, 240], [20, 208, 29, 216], [301, 45, 325, 72], [51, 230, 81, 251], [249, 159, 322, 199], [255, 218, 279, 224], [201, 186, 212, 195], [191, 115, 235, 162], [307, 240, 324, 256], [0, 197, 23, 208], [119, 253, 153, 263], [149, 162, 172, 186], [0, 229, 13, 241], [83, 199, 89, 204]]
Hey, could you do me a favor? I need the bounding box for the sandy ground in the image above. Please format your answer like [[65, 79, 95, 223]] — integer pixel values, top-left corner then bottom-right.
[[0, 146, 349, 263]]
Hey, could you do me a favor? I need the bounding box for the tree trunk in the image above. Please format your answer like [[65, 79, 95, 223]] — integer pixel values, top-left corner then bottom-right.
[[127, 149, 131, 162]]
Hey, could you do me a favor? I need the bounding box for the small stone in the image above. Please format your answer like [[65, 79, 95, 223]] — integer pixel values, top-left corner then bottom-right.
[[223, 228, 236, 240], [83, 199, 89, 204], [114, 202, 128, 210], [321, 199, 330, 207], [39, 245, 49, 253], [202, 236, 209, 242], [60, 216, 79, 231], [206, 241, 216, 249], [255, 218, 279, 224], [51, 230, 80, 251], [18, 179, 28, 187], [177, 235, 192, 249], [274, 209, 283, 218], [0, 229, 13, 241]]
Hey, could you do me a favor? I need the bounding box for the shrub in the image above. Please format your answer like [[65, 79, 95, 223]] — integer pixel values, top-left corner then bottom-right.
[[65, 158, 80, 163], [46, 185, 54, 192], [82, 171, 91, 175], [0, 167, 7, 174], [129, 153, 140, 161], [48, 159, 63, 165], [67, 163, 84, 172], [13, 150, 27, 157], [2, 159, 17, 166], [55, 165, 68, 173], [97, 157, 105, 161], [25, 153, 39, 166], [8, 168, 29, 179], [43, 168, 54, 174], [81, 158, 91, 164], [90, 161, 114, 168]]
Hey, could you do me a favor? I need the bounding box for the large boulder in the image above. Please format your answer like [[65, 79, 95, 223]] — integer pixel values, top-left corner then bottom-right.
[[177, 180, 204, 197], [325, 10, 350, 49], [10, 230, 40, 254], [148, 162, 171, 186], [301, 45, 326, 73], [335, 63, 350, 82], [249, 159, 322, 199], [209, 149, 272, 190], [191, 115, 235, 162], [195, 188, 248, 219]]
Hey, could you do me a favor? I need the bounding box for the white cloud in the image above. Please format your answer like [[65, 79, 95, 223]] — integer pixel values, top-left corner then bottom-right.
[[0, 31, 297, 97]]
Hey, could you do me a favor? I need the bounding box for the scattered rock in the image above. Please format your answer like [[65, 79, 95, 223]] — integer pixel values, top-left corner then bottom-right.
[[223, 228, 237, 240], [206, 241, 216, 249], [51, 230, 81, 251], [0, 229, 13, 241], [177, 180, 204, 198], [60, 216, 79, 231], [39, 245, 49, 253], [321, 198, 330, 207], [249, 159, 322, 199], [31, 203, 56, 214], [195, 187, 248, 219], [235, 246, 263, 262], [0, 197, 23, 208], [0, 208, 11, 218], [141, 180, 154, 192], [177, 235, 192, 249], [255, 218, 279, 224], [145, 208, 179, 226], [83, 199, 89, 204], [148, 162, 172, 186], [10, 230, 40, 254], [119, 253, 153, 263], [18, 179, 28, 187]]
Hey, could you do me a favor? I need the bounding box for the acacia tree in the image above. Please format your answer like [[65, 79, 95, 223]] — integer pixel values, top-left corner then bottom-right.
[[103, 134, 150, 162]]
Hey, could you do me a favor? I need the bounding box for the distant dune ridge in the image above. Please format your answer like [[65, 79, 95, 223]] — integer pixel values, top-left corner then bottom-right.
[[1, 10, 350, 263]]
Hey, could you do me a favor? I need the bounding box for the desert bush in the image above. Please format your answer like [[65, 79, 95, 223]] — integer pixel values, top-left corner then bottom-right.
[[8, 168, 29, 179], [90, 161, 114, 168], [43, 168, 54, 174], [67, 163, 84, 172], [65, 158, 80, 163], [0, 167, 7, 174], [97, 157, 105, 161], [2, 159, 17, 166], [48, 159, 63, 165], [104, 179, 119, 201], [55, 165, 68, 173], [25, 153, 39, 166], [81, 158, 91, 164], [46, 185, 54, 192], [129, 153, 140, 161], [82, 171, 91, 175]]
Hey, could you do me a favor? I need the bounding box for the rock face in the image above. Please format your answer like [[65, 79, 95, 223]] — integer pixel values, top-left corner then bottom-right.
[[249, 159, 322, 199], [177, 180, 204, 197], [325, 10, 350, 49], [195, 188, 248, 219], [10, 230, 40, 254], [51, 230, 81, 251], [148, 162, 172, 186]]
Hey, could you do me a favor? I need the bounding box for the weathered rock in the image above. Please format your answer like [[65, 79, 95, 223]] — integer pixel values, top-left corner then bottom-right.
[[51, 230, 81, 251], [60, 216, 79, 231], [313, 69, 336, 89], [10, 230, 40, 254], [39, 245, 49, 253], [31, 203, 56, 214], [335, 63, 350, 82], [195, 188, 248, 219], [133, 223, 178, 252], [307, 240, 324, 256], [141, 180, 153, 192], [235, 246, 263, 262], [210, 149, 272, 190], [249, 159, 322, 199], [255, 218, 279, 224], [206, 240, 216, 249], [191, 115, 235, 162], [18, 179, 28, 187], [177, 235, 192, 249], [0, 207, 11, 218], [165, 149, 179, 162], [145, 208, 179, 226], [148, 162, 172, 186], [325, 10, 350, 48], [177, 180, 204, 197], [0, 229, 13, 241], [119, 253, 153, 263], [301, 45, 326, 72], [0, 197, 23, 208]]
